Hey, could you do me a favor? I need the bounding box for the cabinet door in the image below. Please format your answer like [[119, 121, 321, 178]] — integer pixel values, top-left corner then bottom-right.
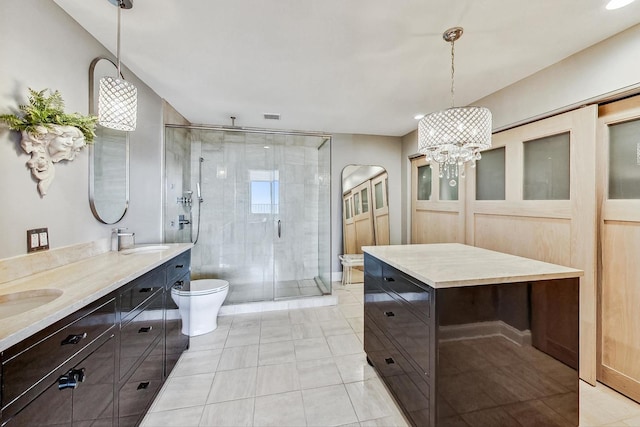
[[4, 335, 115, 427]]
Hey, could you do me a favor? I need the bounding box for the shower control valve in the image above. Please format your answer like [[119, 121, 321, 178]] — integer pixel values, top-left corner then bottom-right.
[[178, 214, 191, 230]]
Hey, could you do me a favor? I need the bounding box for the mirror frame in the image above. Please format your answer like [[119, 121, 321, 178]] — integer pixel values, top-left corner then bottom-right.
[[88, 57, 130, 224]]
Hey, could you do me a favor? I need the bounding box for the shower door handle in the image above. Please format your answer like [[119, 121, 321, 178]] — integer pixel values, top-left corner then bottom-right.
[[277, 220, 281, 238]]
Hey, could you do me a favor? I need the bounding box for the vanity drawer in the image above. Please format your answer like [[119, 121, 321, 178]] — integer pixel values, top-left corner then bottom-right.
[[165, 250, 191, 285], [1, 297, 116, 407], [118, 339, 164, 427], [119, 292, 164, 380], [120, 267, 164, 322]]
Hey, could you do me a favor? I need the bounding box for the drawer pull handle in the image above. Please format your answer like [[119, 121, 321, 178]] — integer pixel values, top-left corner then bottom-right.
[[384, 311, 395, 317], [175, 264, 184, 269], [383, 277, 395, 282], [137, 381, 150, 390], [139, 287, 153, 293], [138, 326, 153, 333], [58, 368, 85, 390], [61, 332, 87, 346], [385, 358, 395, 364]]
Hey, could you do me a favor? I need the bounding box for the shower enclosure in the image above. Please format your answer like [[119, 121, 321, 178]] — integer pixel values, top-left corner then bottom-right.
[[164, 126, 331, 304]]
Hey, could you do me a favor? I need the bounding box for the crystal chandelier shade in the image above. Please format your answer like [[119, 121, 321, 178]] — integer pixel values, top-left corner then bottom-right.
[[98, 76, 137, 131], [418, 105, 492, 179], [98, 0, 137, 132], [417, 27, 491, 182]]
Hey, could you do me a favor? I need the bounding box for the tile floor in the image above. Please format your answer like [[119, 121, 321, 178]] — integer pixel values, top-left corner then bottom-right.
[[142, 282, 640, 427]]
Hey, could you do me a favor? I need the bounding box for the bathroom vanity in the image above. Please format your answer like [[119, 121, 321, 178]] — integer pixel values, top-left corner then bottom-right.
[[363, 243, 582, 427], [0, 244, 191, 426]]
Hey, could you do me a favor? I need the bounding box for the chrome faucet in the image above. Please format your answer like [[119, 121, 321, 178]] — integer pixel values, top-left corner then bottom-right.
[[111, 228, 135, 251]]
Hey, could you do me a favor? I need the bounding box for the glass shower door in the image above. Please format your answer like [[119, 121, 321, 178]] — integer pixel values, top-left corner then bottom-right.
[[272, 134, 325, 299]]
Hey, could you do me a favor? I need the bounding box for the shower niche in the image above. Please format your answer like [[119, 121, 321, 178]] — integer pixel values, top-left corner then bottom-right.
[[164, 127, 331, 304]]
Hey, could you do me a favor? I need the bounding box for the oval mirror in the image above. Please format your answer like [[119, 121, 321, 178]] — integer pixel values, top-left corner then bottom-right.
[[88, 57, 129, 224], [341, 165, 389, 254]]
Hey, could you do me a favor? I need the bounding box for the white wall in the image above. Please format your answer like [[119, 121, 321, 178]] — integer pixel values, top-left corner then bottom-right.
[[331, 134, 402, 272], [477, 23, 640, 131], [0, 0, 165, 259]]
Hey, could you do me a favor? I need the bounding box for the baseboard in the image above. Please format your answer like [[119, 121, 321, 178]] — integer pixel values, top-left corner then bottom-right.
[[219, 294, 338, 316], [439, 320, 532, 346]]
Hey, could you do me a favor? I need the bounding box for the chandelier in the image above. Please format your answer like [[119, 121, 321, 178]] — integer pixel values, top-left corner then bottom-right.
[[98, 0, 137, 131], [417, 27, 491, 186]]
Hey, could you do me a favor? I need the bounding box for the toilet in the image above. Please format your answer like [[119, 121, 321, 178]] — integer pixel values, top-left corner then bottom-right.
[[171, 279, 229, 336]]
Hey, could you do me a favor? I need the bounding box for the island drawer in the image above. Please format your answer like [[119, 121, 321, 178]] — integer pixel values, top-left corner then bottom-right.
[[1, 296, 116, 407]]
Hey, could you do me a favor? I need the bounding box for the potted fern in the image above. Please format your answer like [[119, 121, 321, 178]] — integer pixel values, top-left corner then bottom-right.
[[0, 88, 97, 142], [0, 88, 98, 196]]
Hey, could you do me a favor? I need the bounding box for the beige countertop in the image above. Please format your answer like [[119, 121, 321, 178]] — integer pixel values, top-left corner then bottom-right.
[[0, 243, 192, 352], [363, 243, 583, 289]]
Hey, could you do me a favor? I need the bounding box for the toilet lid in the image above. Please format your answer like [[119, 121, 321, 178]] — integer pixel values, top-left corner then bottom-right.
[[172, 279, 229, 296]]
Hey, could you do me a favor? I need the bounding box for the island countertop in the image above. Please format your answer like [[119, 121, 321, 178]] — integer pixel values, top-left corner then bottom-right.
[[363, 243, 583, 289], [0, 243, 192, 352]]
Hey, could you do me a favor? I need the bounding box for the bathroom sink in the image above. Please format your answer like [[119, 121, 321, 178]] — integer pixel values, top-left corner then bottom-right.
[[0, 289, 63, 319], [120, 245, 170, 255]]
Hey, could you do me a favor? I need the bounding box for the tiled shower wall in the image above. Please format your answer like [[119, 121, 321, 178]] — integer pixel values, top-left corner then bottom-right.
[[165, 127, 330, 303]]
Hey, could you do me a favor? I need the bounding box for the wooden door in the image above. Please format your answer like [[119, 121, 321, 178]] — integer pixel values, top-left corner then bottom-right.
[[598, 95, 640, 401], [465, 106, 597, 384], [352, 181, 375, 253], [411, 156, 465, 244], [343, 193, 357, 254], [371, 172, 390, 245]]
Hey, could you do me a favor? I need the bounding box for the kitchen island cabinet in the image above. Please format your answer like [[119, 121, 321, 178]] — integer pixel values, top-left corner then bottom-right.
[[364, 243, 582, 427]]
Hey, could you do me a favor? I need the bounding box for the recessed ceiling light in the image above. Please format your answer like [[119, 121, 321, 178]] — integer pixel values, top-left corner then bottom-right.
[[606, 0, 635, 9], [264, 146, 270, 149], [414, 114, 425, 120]]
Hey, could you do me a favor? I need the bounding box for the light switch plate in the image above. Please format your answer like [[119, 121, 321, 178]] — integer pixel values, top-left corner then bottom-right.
[[27, 228, 49, 253]]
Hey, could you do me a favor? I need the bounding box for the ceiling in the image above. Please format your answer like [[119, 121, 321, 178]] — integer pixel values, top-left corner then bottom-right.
[[54, 0, 640, 137]]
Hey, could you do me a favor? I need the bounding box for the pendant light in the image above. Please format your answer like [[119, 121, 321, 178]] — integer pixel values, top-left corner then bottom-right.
[[98, 0, 137, 131], [417, 27, 491, 186]]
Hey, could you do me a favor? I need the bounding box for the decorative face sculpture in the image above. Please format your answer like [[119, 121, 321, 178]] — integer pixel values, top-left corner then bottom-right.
[[21, 125, 87, 196]]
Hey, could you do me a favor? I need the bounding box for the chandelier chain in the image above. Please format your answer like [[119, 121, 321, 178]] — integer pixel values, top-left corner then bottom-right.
[[450, 39, 455, 108]]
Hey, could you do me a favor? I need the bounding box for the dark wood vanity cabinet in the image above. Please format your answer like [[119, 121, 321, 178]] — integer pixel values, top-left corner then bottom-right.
[[0, 250, 191, 427], [1, 295, 117, 427]]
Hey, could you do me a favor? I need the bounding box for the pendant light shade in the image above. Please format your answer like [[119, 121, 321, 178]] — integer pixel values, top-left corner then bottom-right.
[[98, 76, 137, 131], [417, 27, 491, 181], [98, 0, 137, 131]]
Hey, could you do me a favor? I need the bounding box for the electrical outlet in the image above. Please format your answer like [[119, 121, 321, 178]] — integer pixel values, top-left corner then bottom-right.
[[30, 232, 39, 249], [39, 231, 48, 246], [27, 228, 49, 253]]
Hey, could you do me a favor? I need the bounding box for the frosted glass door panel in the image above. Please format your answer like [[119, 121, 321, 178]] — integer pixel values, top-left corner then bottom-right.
[[609, 119, 640, 199], [440, 175, 458, 201], [523, 132, 570, 200], [476, 147, 506, 200], [361, 188, 369, 213], [375, 182, 383, 209], [417, 165, 432, 200]]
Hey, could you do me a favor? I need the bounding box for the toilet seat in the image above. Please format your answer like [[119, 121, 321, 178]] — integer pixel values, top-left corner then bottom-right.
[[172, 279, 229, 296]]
